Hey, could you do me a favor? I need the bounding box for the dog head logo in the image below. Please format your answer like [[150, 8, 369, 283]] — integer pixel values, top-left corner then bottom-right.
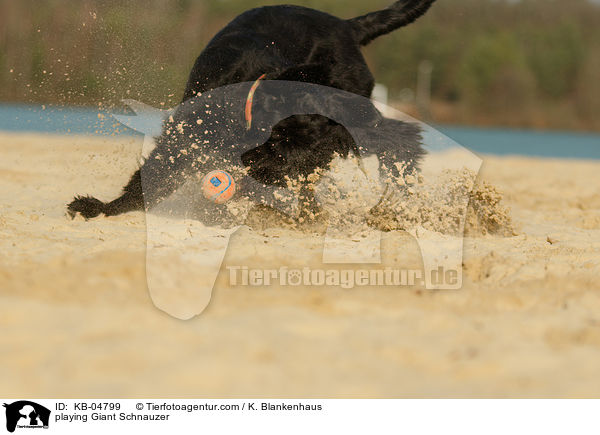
[[111, 81, 482, 320], [3, 401, 50, 433]]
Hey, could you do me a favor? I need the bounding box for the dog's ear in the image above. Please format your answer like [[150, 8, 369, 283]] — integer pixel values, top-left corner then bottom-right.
[[269, 63, 332, 87]]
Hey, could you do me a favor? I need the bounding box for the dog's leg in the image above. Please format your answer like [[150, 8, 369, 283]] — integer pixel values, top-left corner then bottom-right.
[[67, 169, 144, 220], [68, 129, 193, 220]]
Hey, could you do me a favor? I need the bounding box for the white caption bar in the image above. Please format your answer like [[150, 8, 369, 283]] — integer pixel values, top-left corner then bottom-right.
[[0, 399, 598, 435]]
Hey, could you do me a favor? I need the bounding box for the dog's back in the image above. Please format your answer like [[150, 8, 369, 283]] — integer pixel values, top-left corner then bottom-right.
[[184, 1, 437, 100], [184, 5, 372, 100]]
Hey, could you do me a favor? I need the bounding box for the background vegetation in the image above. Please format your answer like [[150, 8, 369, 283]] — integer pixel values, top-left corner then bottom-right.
[[0, 0, 598, 131]]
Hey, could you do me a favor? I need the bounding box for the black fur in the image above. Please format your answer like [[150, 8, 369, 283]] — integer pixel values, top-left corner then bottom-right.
[[68, 1, 436, 221]]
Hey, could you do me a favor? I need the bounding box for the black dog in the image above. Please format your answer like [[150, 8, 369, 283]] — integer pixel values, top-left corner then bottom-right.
[[68, 0, 436, 221]]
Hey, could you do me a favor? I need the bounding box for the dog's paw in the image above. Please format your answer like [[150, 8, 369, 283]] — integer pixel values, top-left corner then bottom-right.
[[67, 196, 106, 220]]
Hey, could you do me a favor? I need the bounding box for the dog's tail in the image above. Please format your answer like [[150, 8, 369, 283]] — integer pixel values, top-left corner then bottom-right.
[[349, 0, 437, 46]]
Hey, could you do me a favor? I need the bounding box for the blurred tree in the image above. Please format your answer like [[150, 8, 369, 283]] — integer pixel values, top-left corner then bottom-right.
[[459, 33, 535, 111], [0, 0, 598, 131], [524, 22, 585, 99]]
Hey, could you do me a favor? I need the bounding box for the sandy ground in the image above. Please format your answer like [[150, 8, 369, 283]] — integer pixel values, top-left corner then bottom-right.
[[1, 131, 599, 398]]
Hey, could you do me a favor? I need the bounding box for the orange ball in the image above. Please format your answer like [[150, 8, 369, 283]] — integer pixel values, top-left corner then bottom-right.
[[202, 170, 236, 204]]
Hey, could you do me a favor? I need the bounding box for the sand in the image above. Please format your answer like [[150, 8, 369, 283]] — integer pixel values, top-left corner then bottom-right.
[[1, 131, 599, 398]]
